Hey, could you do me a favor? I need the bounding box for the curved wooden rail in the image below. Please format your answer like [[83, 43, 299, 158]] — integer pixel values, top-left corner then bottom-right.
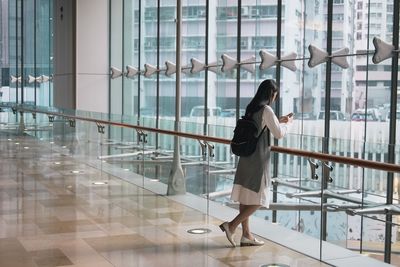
[[4, 104, 400, 173]]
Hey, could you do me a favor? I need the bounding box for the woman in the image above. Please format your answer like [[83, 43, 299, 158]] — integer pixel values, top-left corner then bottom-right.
[[220, 79, 293, 247]]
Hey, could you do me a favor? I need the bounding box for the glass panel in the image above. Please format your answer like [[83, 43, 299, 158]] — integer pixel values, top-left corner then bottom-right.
[[278, 0, 327, 260], [141, 0, 158, 127], [109, 0, 123, 155], [323, 137, 388, 261], [36, 0, 53, 106], [181, 0, 206, 132], [22, 0, 35, 105], [110, 0, 123, 115], [213, 1, 237, 128], [123, 0, 139, 118], [158, 1, 177, 122], [8, 0, 20, 103], [122, 0, 139, 153], [0, 2, 10, 103]]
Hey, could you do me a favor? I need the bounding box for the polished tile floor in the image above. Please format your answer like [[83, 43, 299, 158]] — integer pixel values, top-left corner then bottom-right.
[[0, 134, 328, 267]]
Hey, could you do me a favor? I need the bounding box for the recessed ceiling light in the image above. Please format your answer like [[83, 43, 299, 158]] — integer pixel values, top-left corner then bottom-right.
[[7, 139, 12, 141], [102, 160, 107, 163], [23, 147, 29, 149], [54, 162, 61, 165], [71, 170, 83, 174], [123, 168, 130, 171], [150, 179, 159, 182], [187, 228, 211, 234], [92, 181, 108, 185], [62, 146, 67, 148], [15, 142, 19, 145], [50, 141, 54, 144]]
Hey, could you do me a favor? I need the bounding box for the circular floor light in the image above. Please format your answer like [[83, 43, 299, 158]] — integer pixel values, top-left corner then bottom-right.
[[92, 181, 108, 185], [187, 228, 211, 234], [260, 264, 290, 267]]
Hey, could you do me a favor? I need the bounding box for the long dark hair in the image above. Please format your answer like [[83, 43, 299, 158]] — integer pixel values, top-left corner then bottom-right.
[[245, 79, 279, 116]]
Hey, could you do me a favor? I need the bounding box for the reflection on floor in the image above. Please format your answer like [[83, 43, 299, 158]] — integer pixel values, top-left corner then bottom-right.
[[0, 134, 328, 267]]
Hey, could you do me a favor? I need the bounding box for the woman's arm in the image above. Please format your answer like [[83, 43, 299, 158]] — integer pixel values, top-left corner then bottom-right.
[[263, 106, 291, 139]]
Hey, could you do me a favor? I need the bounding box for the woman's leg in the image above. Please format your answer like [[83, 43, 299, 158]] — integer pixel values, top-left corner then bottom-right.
[[239, 204, 251, 239], [228, 204, 260, 238]]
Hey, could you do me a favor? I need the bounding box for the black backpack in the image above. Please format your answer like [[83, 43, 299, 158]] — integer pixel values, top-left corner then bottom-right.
[[230, 115, 267, 157]]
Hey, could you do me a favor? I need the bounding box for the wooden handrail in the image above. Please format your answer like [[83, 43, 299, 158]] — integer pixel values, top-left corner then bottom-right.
[[270, 146, 400, 173], [4, 104, 400, 173]]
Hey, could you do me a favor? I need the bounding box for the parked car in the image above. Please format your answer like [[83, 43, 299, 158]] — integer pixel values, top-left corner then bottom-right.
[[351, 109, 378, 121], [190, 106, 222, 117], [139, 107, 156, 116], [220, 108, 245, 118], [294, 112, 315, 120], [318, 111, 346, 121], [386, 111, 400, 121]]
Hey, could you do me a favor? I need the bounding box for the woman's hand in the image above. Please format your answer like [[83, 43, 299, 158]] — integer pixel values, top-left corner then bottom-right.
[[279, 113, 294, 123]]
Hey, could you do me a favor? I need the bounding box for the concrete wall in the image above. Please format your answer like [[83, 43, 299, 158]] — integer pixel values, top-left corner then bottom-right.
[[53, 0, 109, 113], [53, 0, 76, 109], [76, 0, 109, 113]]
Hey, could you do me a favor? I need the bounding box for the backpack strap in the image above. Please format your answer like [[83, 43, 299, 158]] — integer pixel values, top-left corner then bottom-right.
[[256, 125, 270, 146], [248, 109, 270, 146], [257, 125, 267, 138]]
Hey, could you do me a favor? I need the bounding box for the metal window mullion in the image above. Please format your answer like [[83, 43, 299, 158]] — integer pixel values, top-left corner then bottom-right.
[[204, 0, 209, 135], [235, 0, 242, 122], [156, 0, 160, 144], [15, 0, 18, 103], [21, 0, 24, 103], [384, 0, 399, 263], [272, 0, 283, 224], [324, 1, 333, 153], [319, 0, 334, 252], [34, 0, 37, 105], [359, 0, 373, 256], [122, 0, 125, 115], [49, 0, 52, 105], [108, 0, 111, 115], [137, 0, 142, 121]]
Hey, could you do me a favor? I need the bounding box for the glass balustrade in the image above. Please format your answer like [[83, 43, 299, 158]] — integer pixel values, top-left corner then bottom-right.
[[1, 104, 399, 266]]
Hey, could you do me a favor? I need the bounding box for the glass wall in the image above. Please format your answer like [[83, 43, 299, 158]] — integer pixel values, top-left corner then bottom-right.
[[1, 0, 398, 264], [107, 0, 400, 264], [0, 0, 53, 106]]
